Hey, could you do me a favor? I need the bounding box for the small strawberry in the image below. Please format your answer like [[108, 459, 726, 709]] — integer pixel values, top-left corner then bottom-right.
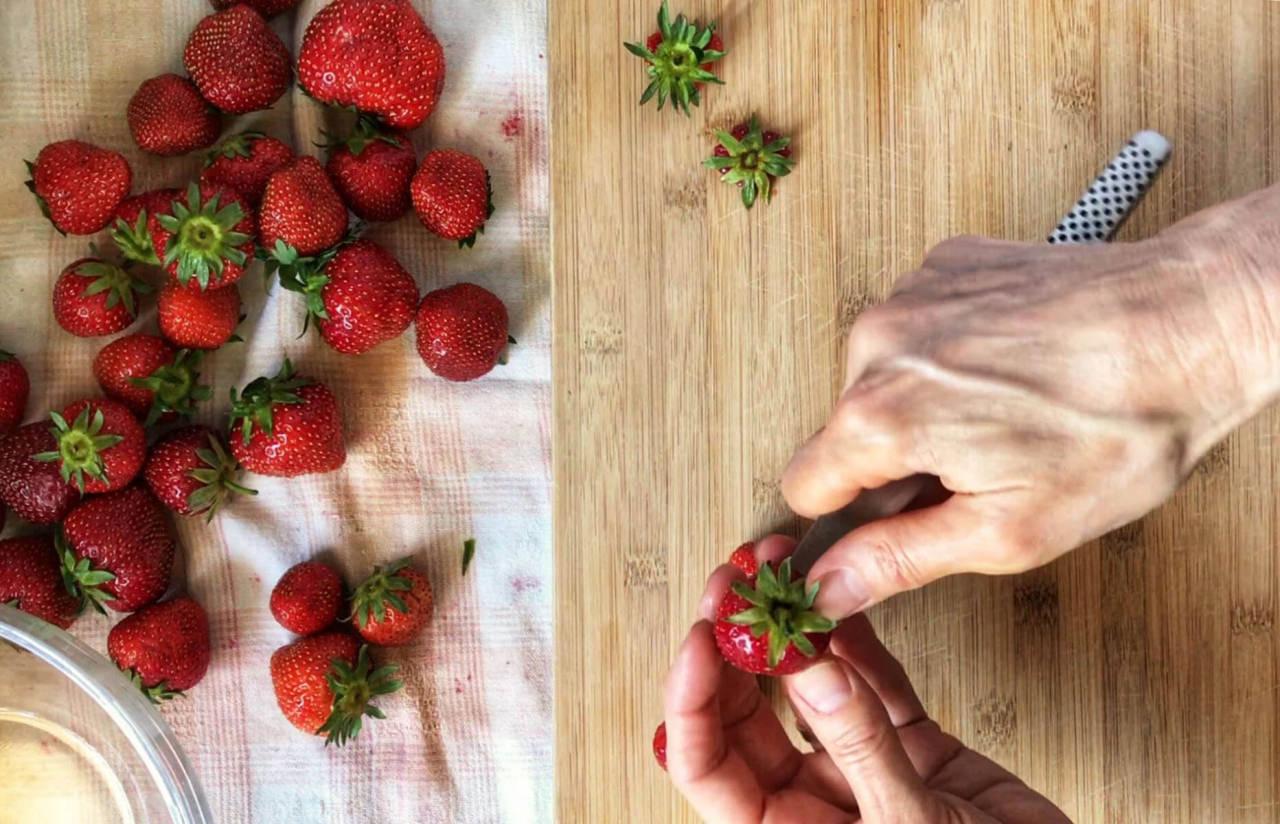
[[229, 360, 346, 477], [713, 557, 836, 676], [127, 74, 221, 157], [93, 335, 211, 426], [60, 485, 175, 613], [111, 188, 183, 266], [625, 1, 726, 114], [298, 0, 446, 130], [705, 116, 795, 209], [0, 424, 81, 524], [108, 596, 211, 701], [652, 722, 667, 770], [324, 121, 416, 222], [271, 633, 401, 744], [144, 425, 256, 519], [36, 398, 146, 494], [201, 132, 295, 207], [271, 561, 344, 635], [184, 5, 291, 114], [414, 283, 512, 382], [210, 0, 300, 17], [52, 259, 151, 338], [411, 150, 493, 247], [259, 157, 348, 262], [0, 535, 82, 629], [25, 140, 132, 235], [152, 182, 256, 291], [0, 350, 30, 434], [350, 560, 432, 647], [158, 283, 242, 350]]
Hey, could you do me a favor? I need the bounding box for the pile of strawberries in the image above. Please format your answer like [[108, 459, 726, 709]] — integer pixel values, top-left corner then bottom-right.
[[1, 0, 508, 745]]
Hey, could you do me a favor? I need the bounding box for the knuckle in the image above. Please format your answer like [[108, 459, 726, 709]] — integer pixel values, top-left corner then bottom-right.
[[987, 520, 1040, 568], [923, 235, 980, 267], [865, 537, 926, 593], [826, 717, 898, 769], [847, 304, 899, 348]]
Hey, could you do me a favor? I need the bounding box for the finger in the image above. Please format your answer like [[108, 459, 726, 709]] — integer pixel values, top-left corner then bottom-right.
[[919, 235, 1037, 274], [699, 564, 745, 622], [760, 789, 853, 824], [754, 534, 797, 566], [830, 615, 926, 727]]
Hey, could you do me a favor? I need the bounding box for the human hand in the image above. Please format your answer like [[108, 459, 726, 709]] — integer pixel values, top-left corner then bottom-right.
[[663, 536, 1070, 823]]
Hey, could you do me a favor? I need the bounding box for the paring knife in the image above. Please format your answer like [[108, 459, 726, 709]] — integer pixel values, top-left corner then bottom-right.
[[789, 131, 1173, 577]]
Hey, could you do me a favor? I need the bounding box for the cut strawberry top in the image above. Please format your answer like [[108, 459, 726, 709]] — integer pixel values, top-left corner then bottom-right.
[[705, 116, 796, 209], [625, 0, 726, 114]]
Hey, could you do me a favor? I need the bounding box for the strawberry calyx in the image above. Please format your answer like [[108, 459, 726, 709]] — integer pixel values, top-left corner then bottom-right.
[[228, 358, 310, 445], [459, 173, 495, 250], [24, 160, 62, 235], [186, 431, 258, 522], [351, 559, 414, 630], [157, 182, 251, 290], [129, 349, 213, 427], [56, 531, 115, 615], [33, 405, 124, 492], [726, 557, 837, 669], [319, 643, 402, 747], [112, 209, 161, 266], [0, 350, 14, 362], [624, 0, 726, 115], [704, 116, 795, 209], [204, 131, 265, 165], [69, 260, 151, 317], [123, 668, 183, 704], [318, 116, 402, 159]]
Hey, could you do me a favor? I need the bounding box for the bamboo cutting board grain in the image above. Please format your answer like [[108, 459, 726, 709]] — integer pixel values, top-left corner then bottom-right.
[[553, 1, 1280, 821]]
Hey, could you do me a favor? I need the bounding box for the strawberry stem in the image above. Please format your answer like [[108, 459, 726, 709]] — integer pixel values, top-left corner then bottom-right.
[[351, 560, 414, 629], [319, 644, 402, 746], [228, 359, 310, 445], [186, 432, 257, 522]]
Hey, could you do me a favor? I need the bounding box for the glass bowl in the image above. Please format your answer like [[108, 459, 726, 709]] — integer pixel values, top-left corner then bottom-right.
[[0, 603, 212, 823]]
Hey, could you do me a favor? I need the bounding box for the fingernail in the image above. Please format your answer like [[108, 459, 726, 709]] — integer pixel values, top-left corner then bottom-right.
[[814, 569, 870, 618], [792, 660, 853, 714]]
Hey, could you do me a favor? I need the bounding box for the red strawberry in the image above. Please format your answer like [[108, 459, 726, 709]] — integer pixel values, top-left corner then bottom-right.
[[144, 425, 256, 519], [108, 596, 211, 701], [324, 123, 416, 222], [627, 2, 726, 114], [210, 0, 300, 17], [158, 283, 242, 350], [0, 535, 82, 629], [706, 116, 795, 209], [713, 558, 835, 676], [201, 132, 295, 207], [298, 0, 446, 130], [111, 188, 183, 266], [414, 283, 512, 382], [52, 258, 151, 338], [259, 157, 348, 259], [271, 561, 344, 635], [229, 360, 346, 477], [351, 560, 432, 647], [652, 722, 668, 770], [152, 182, 256, 291], [25, 140, 132, 235], [0, 423, 81, 524], [411, 150, 493, 247], [93, 335, 211, 426], [0, 350, 30, 434], [271, 633, 400, 743], [728, 542, 758, 577], [60, 485, 175, 613], [39, 398, 146, 494], [184, 5, 291, 114], [127, 74, 221, 157]]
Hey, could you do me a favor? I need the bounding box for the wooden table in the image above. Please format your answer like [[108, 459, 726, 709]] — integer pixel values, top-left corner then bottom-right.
[[553, 1, 1280, 821]]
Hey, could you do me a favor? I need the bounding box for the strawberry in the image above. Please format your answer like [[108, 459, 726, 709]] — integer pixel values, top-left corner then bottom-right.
[[127, 74, 221, 157], [278, 239, 418, 355], [324, 122, 416, 222], [415, 283, 512, 382], [652, 722, 668, 770], [351, 560, 432, 647], [51, 258, 151, 338], [713, 557, 835, 676], [298, 0, 446, 131], [728, 541, 758, 577], [705, 116, 795, 209], [93, 335, 211, 426], [108, 596, 211, 701], [158, 283, 242, 350], [625, 1, 726, 114], [111, 188, 183, 266], [410, 150, 493, 247], [259, 157, 348, 261], [36, 398, 146, 494], [271, 561, 344, 635], [60, 485, 175, 613], [25, 140, 132, 235], [229, 360, 346, 477], [184, 5, 291, 114], [271, 634, 400, 744], [0, 424, 81, 524], [0, 535, 82, 629], [201, 132, 295, 207], [144, 425, 256, 519], [210, 0, 300, 17], [0, 350, 30, 434], [152, 182, 256, 291]]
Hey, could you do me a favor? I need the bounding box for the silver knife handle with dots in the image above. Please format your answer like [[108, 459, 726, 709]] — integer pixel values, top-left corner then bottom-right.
[[1048, 130, 1172, 245]]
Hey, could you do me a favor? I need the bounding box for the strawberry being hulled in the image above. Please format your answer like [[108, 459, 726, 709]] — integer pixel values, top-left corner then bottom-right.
[[127, 74, 221, 157], [60, 484, 176, 613], [108, 595, 211, 702], [705, 116, 795, 210], [0, 350, 30, 434], [351, 559, 433, 647], [714, 557, 836, 676], [36, 398, 146, 494], [0, 535, 82, 629], [52, 258, 151, 338], [415, 283, 512, 382], [184, 4, 291, 114], [93, 335, 211, 426], [411, 150, 493, 247], [144, 425, 255, 520], [271, 560, 344, 636], [201, 132, 296, 207], [153, 182, 256, 291], [270, 633, 401, 744], [229, 360, 346, 477], [25, 140, 132, 235], [625, 1, 726, 115]]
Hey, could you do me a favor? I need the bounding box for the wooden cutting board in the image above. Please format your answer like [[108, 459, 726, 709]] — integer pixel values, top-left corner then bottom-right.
[[553, 1, 1280, 821]]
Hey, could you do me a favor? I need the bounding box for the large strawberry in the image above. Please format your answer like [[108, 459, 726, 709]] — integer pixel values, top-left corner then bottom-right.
[[259, 157, 348, 262], [270, 633, 401, 744], [415, 283, 512, 382], [705, 116, 795, 209], [229, 360, 346, 477], [210, 0, 300, 17], [127, 74, 221, 157], [111, 188, 183, 266], [298, 0, 446, 130], [201, 132, 295, 207], [93, 335, 211, 426], [350, 560, 432, 647], [0, 536, 82, 629], [713, 557, 836, 676], [108, 596, 211, 701], [60, 485, 175, 613], [0, 350, 30, 434], [625, 1, 726, 115], [324, 122, 416, 222], [184, 5, 291, 114], [52, 258, 150, 338], [0, 424, 81, 524], [411, 150, 493, 247], [144, 425, 255, 520], [158, 283, 242, 350], [271, 561, 344, 635], [152, 182, 256, 291], [36, 398, 146, 494], [25, 140, 132, 235]]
